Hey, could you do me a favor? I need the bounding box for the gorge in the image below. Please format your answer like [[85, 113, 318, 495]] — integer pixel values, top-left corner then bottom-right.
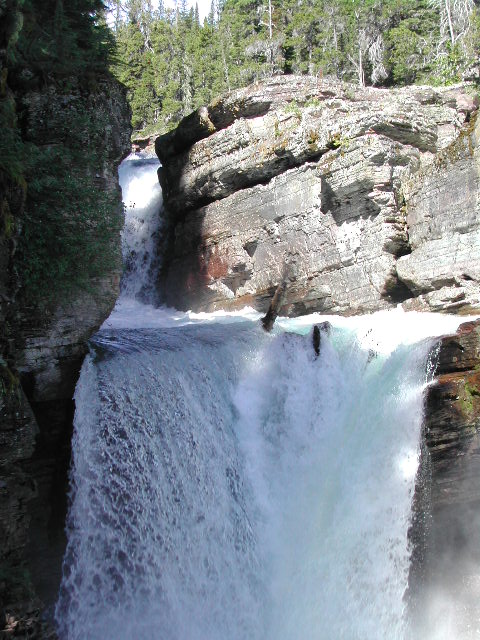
[[1, 60, 480, 640]]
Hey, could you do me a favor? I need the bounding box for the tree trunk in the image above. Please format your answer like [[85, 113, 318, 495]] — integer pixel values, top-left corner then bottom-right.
[[445, 0, 456, 44], [358, 45, 364, 86], [268, 0, 273, 39]]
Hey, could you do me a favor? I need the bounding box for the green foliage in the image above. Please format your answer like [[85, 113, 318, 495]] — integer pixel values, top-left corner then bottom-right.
[[0, 97, 26, 186], [284, 100, 301, 116], [1, 0, 123, 306], [10, 0, 115, 85], [16, 113, 122, 304], [112, 0, 479, 136]]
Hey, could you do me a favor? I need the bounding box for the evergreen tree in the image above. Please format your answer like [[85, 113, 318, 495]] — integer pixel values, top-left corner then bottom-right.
[[110, 0, 480, 135]]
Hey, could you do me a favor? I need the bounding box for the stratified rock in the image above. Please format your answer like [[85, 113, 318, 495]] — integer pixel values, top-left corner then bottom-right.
[[399, 114, 480, 313], [158, 77, 466, 216], [157, 76, 477, 315], [413, 320, 480, 635]]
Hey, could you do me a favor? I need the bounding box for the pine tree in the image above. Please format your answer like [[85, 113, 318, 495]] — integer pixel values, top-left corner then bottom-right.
[[110, 0, 479, 135]]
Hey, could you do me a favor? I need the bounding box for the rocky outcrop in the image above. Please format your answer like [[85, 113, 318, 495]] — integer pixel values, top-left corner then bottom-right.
[[412, 320, 480, 635], [156, 76, 478, 315], [400, 114, 480, 313]]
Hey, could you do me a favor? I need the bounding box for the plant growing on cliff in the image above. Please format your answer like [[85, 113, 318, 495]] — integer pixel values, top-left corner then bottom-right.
[[1, 0, 124, 306], [17, 120, 122, 304]]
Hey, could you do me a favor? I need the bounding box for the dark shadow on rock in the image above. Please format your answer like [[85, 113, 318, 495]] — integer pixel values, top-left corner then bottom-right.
[[321, 176, 381, 224]]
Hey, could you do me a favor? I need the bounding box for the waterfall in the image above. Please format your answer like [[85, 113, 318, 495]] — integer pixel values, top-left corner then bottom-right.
[[56, 155, 467, 640], [118, 154, 163, 302]]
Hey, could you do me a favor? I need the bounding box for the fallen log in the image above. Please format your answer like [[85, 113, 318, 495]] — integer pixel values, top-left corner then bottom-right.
[[261, 280, 288, 332]]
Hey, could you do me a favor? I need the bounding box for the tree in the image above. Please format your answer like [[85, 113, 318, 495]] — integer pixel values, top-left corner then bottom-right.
[[110, 0, 479, 135]]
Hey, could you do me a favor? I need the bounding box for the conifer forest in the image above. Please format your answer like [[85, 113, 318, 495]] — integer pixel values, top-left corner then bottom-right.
[[109, 0, 480, 135]]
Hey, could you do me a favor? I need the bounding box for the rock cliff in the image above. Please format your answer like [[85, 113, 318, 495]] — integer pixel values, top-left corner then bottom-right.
[[0, 3, 131, 633], [411, 320, 480, 635], [156, 76, 479, 316], [400, 115, 480, 313], [158, 81, 480, 628]]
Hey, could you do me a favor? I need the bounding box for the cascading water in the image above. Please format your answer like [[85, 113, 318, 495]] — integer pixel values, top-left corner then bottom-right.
[[56, 154, 469, 640], [116, 154, 163, 304]]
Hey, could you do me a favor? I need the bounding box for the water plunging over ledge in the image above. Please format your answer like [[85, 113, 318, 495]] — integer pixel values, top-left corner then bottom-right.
[[55, 154, 470, 640]]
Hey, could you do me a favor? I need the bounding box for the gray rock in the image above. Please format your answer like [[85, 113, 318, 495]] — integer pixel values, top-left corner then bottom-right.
[[158, 77, 468, 216], [411, 320, 480, 636], [157, 77, 479, 315], [161, 137, 414, 314], [398, 114, 480, 313]]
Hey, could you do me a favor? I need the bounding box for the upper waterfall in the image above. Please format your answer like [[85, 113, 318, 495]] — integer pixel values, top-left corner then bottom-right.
[[118, 155, 163, 303]]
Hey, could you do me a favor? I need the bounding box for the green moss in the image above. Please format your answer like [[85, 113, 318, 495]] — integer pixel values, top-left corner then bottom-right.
[[459, 381, 480, 415], [284, 100, 301, 117], [305, 97, 321, 108]]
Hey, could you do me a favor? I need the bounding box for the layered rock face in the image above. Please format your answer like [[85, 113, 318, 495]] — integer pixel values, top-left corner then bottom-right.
[[156, 76, 478, 315], [400, 115, 480, 313], [412, 320, 480, 634]]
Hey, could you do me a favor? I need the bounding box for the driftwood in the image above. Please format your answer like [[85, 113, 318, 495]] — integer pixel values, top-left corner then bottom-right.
[[261, 280, 288, 332], [313, 326, 321, 356], [312, 321, 331, 357]]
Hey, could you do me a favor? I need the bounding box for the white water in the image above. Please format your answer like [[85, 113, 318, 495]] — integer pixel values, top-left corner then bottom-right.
[[56, 155, 472, 640], [116, 154, 163, 303]]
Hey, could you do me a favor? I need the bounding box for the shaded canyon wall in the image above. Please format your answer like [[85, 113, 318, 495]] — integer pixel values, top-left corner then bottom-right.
[[0, 3, 132, 633]]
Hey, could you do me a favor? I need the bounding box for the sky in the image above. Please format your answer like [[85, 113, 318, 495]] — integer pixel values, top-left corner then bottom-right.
[[163, 0, 212, 22], [108, 1, 212, 29]]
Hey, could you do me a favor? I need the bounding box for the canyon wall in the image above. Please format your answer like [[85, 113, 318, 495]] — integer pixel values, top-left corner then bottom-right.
[[0, 3, 131, 634], [411, 319, 480, 635], [156, 76, 479, 316]]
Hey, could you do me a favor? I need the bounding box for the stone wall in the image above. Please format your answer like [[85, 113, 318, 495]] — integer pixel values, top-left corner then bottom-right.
[[400, 114, 480, 313], [411, 320, 480, 635]]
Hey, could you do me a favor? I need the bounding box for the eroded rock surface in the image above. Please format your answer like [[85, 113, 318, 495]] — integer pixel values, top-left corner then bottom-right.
[[156, 76, 478, 315], [413, 320, 480, 636], [400, 114, 480, 313]]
